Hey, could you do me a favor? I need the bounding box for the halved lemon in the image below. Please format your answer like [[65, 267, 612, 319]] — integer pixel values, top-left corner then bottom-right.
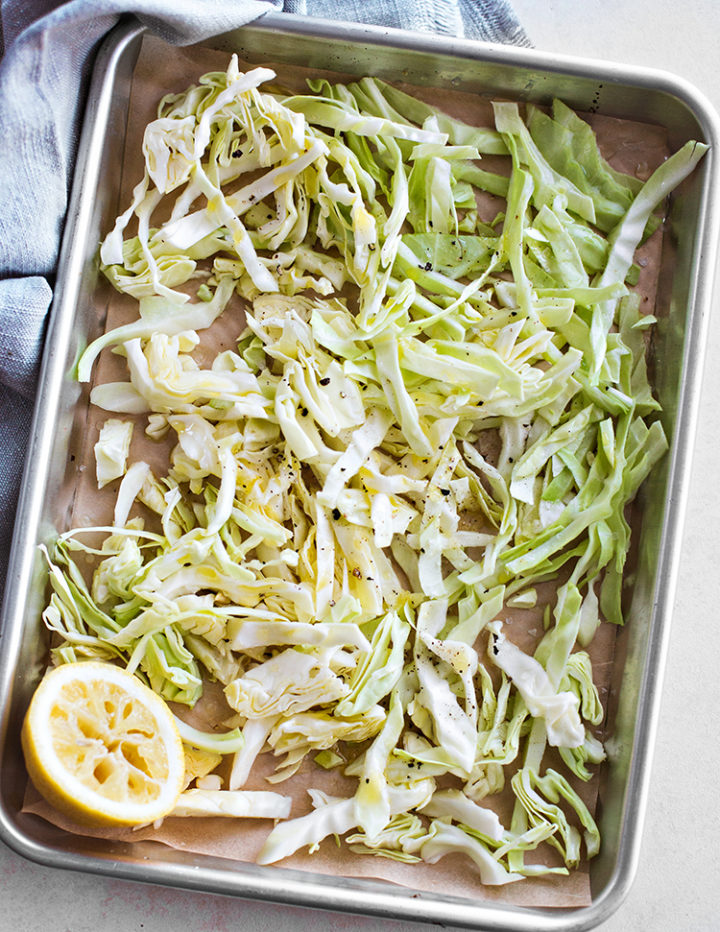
[[21, 661, 185, 827]]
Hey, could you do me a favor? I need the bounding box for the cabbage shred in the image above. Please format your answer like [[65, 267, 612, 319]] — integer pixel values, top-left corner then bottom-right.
[[43, 57, 706, 879]]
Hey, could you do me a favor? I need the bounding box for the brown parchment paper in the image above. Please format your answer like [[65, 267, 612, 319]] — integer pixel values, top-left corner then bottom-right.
[[23, 34, 671, 911]]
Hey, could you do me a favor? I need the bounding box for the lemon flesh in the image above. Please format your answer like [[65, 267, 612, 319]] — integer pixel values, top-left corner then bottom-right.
[[22, 661, 185, 827]]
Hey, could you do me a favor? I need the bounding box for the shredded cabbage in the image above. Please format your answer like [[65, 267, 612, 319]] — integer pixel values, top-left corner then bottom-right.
[[41, 56, 707, 884], [94, 419, 133, 488], [170, 788, 291, 820]]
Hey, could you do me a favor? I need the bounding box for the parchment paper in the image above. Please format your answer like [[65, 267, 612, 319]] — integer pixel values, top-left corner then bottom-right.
[[24, 34, 671, 911]]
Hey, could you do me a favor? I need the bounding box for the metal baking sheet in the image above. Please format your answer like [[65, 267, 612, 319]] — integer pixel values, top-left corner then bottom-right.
[[1, 12, 719, 930]]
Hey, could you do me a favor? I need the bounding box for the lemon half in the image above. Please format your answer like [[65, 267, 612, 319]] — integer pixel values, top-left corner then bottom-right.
[[22, 661, 185, 827]]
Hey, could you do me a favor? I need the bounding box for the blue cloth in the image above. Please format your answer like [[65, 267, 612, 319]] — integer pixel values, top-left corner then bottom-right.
[[0, 0, 529, 592]]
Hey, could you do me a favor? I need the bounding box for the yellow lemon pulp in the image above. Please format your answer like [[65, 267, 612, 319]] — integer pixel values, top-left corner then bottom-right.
[[21, 661, 185, 827]]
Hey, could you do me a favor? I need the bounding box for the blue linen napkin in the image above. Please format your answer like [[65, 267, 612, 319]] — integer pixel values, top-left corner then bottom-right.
[[0, 0, 530, 593]]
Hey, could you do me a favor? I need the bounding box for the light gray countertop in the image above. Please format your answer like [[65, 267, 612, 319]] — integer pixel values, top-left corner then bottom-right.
[[2, 2, 718, 930]]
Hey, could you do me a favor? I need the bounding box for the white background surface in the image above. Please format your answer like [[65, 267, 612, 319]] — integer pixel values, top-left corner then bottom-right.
[[2, 2, 719, 930]]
